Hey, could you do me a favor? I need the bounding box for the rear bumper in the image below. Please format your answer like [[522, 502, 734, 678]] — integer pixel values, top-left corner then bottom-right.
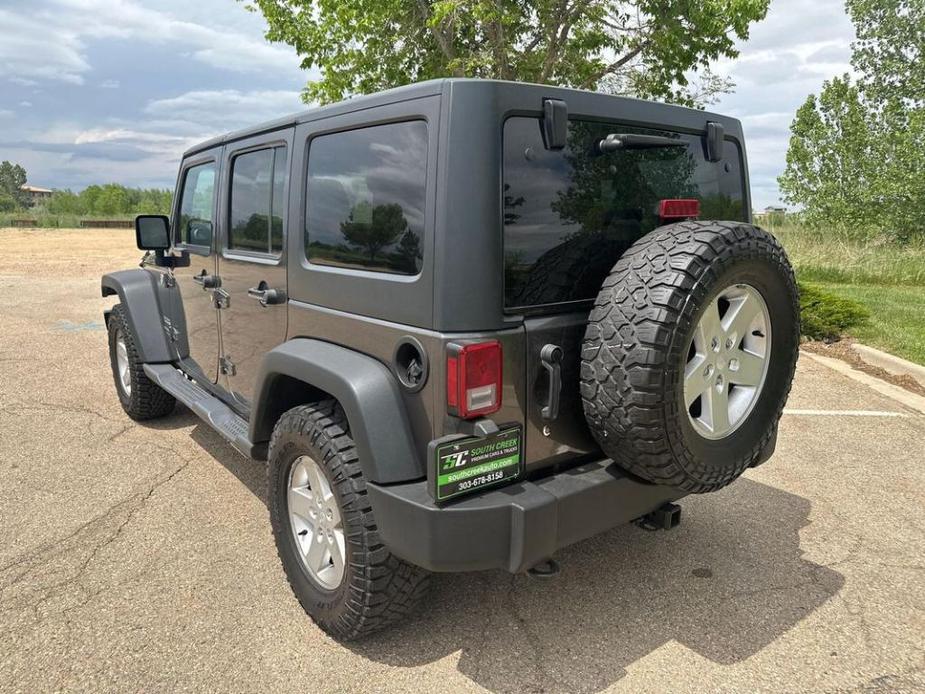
[[366, 459, 686, 573]]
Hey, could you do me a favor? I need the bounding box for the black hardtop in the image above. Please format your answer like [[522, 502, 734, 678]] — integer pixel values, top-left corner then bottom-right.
[[183, 78, 745, 158]]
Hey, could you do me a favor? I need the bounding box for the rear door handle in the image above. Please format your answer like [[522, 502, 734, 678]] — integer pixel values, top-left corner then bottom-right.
[[540, 344, 563, 421], [247, 283, 287, 306]]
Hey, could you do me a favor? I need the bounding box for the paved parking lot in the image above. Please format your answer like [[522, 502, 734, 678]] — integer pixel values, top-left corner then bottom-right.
[[1, 228, 923, 693]]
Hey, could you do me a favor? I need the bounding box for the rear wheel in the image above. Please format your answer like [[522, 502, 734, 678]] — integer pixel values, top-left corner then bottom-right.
[[580, 221, 799, 493], [268, 400, 429, 640], [107, 303, 175, 420]]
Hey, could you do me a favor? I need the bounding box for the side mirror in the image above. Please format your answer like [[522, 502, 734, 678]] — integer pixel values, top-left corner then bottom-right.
[[135, 215, 171, 250]]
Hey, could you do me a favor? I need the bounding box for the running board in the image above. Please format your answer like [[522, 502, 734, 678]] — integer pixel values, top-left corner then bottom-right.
[[143, 364, 267, 460]]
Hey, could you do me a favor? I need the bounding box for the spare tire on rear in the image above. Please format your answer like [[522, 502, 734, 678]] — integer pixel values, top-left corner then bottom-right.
[[580, 221, 799, 493]]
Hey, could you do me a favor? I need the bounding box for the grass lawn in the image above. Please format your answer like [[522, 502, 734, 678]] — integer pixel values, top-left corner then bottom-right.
[[807, 282, 925, 365], [773, 224, 925, 365]]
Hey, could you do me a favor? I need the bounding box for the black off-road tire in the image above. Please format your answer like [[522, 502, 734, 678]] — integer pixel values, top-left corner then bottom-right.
[[107, 303, 175, 420], [268, 400, 429, 640], [580, 221, 799, 493]]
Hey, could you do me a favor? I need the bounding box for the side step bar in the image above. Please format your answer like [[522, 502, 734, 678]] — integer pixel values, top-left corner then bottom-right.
[[143, 364, 266, 460]]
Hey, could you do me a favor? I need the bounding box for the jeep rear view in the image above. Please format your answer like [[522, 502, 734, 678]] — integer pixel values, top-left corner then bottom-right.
[[102, 79, 799, 639]]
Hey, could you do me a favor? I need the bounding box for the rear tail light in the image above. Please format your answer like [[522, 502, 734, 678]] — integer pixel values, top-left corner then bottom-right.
[[446, 341, 502, 419], [659, 198, 700, 221]]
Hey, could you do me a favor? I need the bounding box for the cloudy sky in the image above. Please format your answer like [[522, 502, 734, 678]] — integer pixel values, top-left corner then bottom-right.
[[0, 0, 854, 208]]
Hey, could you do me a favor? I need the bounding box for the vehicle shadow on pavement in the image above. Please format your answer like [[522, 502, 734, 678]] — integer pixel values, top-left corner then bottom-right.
[[170, 412, 843, 694], [349, 478, 844, 693]]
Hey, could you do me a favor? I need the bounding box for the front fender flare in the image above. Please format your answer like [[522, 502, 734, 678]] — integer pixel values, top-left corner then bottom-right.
[[251, 339, 423, 484], [101, 269, 174, 363]]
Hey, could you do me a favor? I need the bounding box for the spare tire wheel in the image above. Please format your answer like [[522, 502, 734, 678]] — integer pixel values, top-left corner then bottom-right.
[[580, 221, 799, 493]]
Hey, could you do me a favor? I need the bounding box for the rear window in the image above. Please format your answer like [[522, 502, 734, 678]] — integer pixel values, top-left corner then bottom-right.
[[503, 117, 747, 310]]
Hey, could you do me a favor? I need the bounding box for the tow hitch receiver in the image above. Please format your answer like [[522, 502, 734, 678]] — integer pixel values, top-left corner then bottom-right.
[[634, 502, 682, 531]]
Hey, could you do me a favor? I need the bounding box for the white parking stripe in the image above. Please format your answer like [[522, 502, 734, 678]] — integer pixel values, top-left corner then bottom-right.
[[783, 409, 909, 417]]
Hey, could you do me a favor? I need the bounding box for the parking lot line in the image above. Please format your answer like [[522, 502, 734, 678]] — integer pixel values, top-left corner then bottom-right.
[[782, 409, 910, 417]]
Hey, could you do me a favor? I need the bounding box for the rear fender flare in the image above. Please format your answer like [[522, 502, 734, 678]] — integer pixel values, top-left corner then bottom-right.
[[251, 339, 423, 484]]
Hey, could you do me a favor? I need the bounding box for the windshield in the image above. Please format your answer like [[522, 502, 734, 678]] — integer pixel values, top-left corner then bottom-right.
[[503, 117, 747, 310]]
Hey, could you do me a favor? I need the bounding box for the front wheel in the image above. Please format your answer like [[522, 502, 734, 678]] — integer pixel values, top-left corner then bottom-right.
[[268, 400, 429, 640], [107, 303, 175, 421]]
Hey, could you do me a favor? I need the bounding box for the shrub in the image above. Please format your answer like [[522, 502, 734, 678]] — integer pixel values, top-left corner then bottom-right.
[[798, 282, 869, 341]]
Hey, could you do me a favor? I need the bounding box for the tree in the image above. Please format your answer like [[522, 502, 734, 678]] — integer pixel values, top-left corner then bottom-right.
[[0, 161, 28, 209], [847, 0, 924, 106], [340, 201, 409, 261], [778, 77, 877, 232], [246, 0, 770, 106], [779, 0, 925, 240]]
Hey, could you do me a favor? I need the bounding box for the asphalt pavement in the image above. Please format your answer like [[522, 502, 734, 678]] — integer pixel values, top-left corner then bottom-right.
[[0, 229, 923, 693]]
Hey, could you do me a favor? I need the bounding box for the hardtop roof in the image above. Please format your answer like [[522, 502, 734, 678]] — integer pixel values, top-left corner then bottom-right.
[[182, 78, 741, 158]]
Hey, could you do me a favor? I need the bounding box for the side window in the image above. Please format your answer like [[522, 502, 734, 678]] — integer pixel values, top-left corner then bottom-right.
[[305, 121, 427, 275], [229, 146, 287, 255], [177, 162, 216, 247]]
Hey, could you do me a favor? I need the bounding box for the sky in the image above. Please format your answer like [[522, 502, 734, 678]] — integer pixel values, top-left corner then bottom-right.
[[0, 0, 855, 209]]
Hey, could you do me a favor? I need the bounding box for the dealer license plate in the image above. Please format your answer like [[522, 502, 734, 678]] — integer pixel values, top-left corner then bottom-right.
[[430, 426, 523, 503]]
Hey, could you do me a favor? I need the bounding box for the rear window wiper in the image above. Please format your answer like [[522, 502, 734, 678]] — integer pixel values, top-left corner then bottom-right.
[[596, 133, 686, 153]]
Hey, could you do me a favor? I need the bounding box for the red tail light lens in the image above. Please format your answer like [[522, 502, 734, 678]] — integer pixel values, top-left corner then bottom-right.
[[446, 341, 502, 419], [659, 198, 700, 220]]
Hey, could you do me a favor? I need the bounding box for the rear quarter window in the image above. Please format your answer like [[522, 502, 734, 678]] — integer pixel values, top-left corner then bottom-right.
[[503, 117, 747, 310], [304, 120, 427, 275]]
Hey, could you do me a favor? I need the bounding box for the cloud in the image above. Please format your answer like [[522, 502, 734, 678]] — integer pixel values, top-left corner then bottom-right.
[[99, 79, 120, 89], [144, 89, 305, 133], [19, 101, 33, 108], [0, 0, 302, 86], [713, 0, 857, 207], [0, 109, 13, 118]]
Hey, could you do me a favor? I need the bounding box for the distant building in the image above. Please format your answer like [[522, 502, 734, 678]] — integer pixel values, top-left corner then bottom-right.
[[763, 206, 787, 215], [20, 184, 53, 207]]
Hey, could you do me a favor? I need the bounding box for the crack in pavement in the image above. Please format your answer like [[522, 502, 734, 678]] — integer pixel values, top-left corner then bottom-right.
[[0, 457, 192, 615]]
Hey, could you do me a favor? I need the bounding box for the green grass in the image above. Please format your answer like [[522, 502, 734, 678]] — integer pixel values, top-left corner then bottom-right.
[[775, 224, 925, 286], [773, 223, 925, 365], [806, 282, 925, 365]]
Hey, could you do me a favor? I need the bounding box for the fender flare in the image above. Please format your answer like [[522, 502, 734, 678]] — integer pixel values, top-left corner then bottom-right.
[[251, 339, 423, 484], [101, 269, 174, 363]]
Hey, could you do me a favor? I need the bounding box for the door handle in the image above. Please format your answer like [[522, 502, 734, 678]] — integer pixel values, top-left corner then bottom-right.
[[540, 344, 563, 421], [247, 284, 287, 306], [192, 272, 220, 289]]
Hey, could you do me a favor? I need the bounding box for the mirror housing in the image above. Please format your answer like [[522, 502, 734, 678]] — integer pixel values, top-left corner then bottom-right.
[[135, 215, 171, 250]]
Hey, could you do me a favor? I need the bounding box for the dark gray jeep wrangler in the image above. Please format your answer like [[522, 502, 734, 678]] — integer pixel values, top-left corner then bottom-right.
[[102, 79, 799, 639]]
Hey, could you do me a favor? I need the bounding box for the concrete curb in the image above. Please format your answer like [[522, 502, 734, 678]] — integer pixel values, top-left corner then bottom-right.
[[851, 343, 925, 389], [801, 351, 925, 416]]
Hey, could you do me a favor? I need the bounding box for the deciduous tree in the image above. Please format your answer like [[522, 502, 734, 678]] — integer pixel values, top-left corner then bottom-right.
[[779, 0, 925, 240], [246, 0, 770, 106], [0, 161, 28, 209]]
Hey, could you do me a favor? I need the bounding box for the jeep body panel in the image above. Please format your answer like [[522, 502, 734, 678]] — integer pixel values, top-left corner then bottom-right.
[[250, 338, 422, 484], [170, 146, 224, 383], [216, 129, 293, 405], [102, 268, 187, 363], [366, 458, 685, 573]]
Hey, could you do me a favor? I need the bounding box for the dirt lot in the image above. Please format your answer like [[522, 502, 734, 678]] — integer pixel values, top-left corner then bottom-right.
[[1, 228, 924, 693]]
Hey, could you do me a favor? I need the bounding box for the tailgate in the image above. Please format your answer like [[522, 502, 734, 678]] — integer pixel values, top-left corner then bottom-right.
[[522, 312, 600, 470]]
